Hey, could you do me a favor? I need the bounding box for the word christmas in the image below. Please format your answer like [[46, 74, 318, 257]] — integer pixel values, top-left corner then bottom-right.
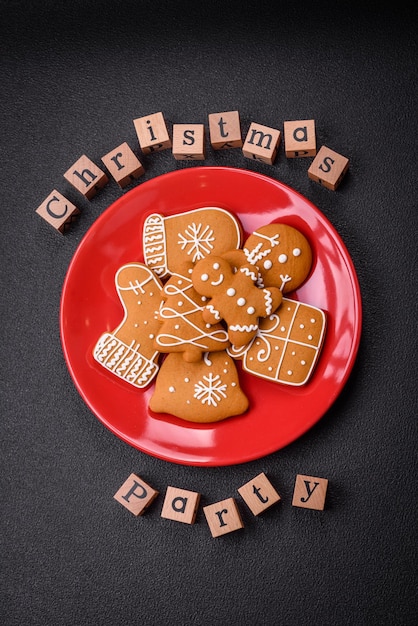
[[114, 471, 329, 538], [35, 110, 350, 233]]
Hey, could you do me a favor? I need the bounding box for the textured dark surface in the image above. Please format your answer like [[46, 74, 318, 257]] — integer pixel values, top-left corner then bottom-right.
[[1, 2, 417, 625]]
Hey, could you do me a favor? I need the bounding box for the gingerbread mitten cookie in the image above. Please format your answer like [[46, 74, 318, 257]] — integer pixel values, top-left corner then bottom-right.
[[149, 351, 249, 423], [154, 273, 230, 363], [191, 255, 282, 347], [241, 223, 313, 292], [228, 298, 326, 386], [143, 207, 243, 278], [93, 263, 163, 388]]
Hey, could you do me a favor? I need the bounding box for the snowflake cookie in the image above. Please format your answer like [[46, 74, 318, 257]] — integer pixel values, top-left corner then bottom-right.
[[149, 351, 249, 423]]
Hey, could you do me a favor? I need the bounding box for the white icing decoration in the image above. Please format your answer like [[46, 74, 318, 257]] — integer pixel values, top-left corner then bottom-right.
[[293, 248, 301, 257], [287, 370, 293, 376], [211, 273, 224, 286], [169, 386, 175, 392], [237, 297, 246, 306], [301, 360, 306, 366], [300, 324, 304, 329], [230, 323, 258, 332], [279, 274, 292, 291], [178, 222, 215, 262], [201, 273, 209, 282], [227, 287, 236, 296], [247, 306, 256, 315], [278, 254, 288, 263], [264, 260, 273, 270], [263, 289, 273, 315], [213, 262, 220, 270], [194, 373, 227, 407], [184, 377, 190, 382]]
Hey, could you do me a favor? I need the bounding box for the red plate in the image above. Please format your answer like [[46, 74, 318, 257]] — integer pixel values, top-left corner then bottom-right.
[[60, 167, 362, 466]]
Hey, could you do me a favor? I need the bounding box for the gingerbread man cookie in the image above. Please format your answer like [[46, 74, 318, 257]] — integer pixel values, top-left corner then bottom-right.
[[93, 263, 163, 388], [191, 255, 282, 347]]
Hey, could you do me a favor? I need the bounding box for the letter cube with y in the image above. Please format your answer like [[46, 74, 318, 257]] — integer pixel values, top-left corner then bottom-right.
[[238, 472, 281, 516], [172, 124, 205, 160], [292, 474, 328, 510], [63, 155, 109, 199], [308, 145, 349, 190], [114, 473, 159, 516], [203, 498, 244, 537], [284, 119, 317, 157], [161, 486, 201, 524], [101, 142, 145, 188], [208, 110, 243, 149], [242, 122, 281, 164], [36, 190, 80, 233], [133, 112, 172, 154]]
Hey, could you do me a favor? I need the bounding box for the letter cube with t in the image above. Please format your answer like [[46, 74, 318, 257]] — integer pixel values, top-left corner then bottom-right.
[[208, 110, 243, 149], [292, 474, 328, 510], [308, 145, 349, 190], [114, 473, 159, 516], [238, 472, 281, 516]]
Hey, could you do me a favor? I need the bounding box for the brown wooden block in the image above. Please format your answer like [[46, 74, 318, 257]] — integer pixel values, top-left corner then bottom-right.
[[203, 498, 244, 537], [35, 189, 80, 233], [172, 124, 205, 160], [161, 486, 201, 524], [292, 474, 328, 510], [242, 122, 281, 164], [113, 473, 159, 516], [133, 111, 172, 154], [63, 155, 109, 199], [101, 142, 145, 188], [308, 145, 349, 190], [208, 110, 243, 149], [284, 119, 317, 157], [238, 472, 281, 516]]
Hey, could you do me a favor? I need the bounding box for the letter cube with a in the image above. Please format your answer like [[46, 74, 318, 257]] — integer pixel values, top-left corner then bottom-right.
[[36, 190, 80, 233], [284, 119, 317, 157], [114, 473, 159, 516], [101, 142, 145, 188], [161, 486, 201, 524], [238, 472, 281, 516], [292, 474, 328, 510], [208, 110, 243, 149], [242, 122, 281, 164], [308, 145, 349, 190]]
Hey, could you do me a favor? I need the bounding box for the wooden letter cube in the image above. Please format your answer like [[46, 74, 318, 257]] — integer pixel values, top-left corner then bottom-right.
[[133, 111, 172, 154], [308, 145, 349, 190], [284, 119, 317, 157], [172, 124, 205, 160], [292, 474, 328, 510], [238, 472, 281, 516], [161, 486, 201, 524], [63, 155, 109, 199], [203, 498, 244, 537], [113, 473, 159, 516], [101, 142, 145, 188], [208, 110, 243, 149], [35, 189, 80, 233], [242, 122, 281, 164]]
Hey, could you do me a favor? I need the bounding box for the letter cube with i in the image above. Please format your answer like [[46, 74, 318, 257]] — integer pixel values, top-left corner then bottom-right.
[[242, 122, 281, 164], [113, 473, 159, 516], [133, 112, 172, 154], [238, 472, 281, 516], [203, 498, 244, 537], [63, 155, 109, 199], [35, 189, 80, 233], [292, 474, 328, 510], [284, 119, 317, 158], [172, 124, 206, 160], [208, 110, 243, 149], [308, 145, 349, 190], [101, 142, 145, 188], [161, 486, 201, 524]]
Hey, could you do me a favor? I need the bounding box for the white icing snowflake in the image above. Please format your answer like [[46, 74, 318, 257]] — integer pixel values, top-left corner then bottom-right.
[[178, 222, 215, 262], [194, 373, 227, 407]]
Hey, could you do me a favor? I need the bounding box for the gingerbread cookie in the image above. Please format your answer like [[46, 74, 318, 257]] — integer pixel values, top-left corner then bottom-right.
[[93, 263, 163, 388], [143, 207, 243, 279], [154, 272, 230, 363], [191, 255, 282, 347], [228, 298, 326, 386], [149, 351, 249, 422], [235, 223, 313, 293]]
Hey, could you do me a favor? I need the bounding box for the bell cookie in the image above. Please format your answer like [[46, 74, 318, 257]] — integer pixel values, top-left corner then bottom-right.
[[154, 273, 230, 363], [143, 206, 242, 279], [240, 223, 313, 293], [191, 255, 282, 347], [149, 351, 249, 423], [228, 298, 326, 386], [93, 263, 163, 388]]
